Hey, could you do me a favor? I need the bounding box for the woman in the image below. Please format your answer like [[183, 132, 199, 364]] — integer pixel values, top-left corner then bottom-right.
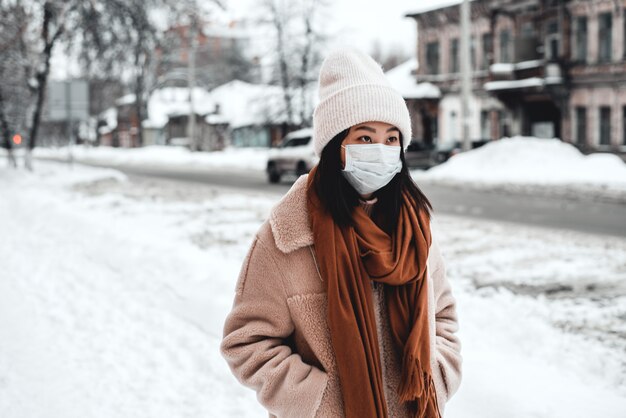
[[221, 49, 462, 418]]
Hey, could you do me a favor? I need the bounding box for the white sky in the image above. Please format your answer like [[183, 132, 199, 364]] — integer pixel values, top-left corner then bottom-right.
[[225, 0, 456, 54]]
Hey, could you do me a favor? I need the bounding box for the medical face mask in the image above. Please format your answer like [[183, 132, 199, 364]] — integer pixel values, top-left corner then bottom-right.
[[341, 143, 403, 195]]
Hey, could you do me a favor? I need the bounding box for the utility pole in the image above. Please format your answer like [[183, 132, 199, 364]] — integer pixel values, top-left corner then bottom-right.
[[460, 0, 472, 152], [187, 15, 198, 151], [66, 79, 74, 167]]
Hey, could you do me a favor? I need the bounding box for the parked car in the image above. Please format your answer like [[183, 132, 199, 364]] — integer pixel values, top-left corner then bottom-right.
[[404, 140, 437, 169], [266, 128, 318, 183], [431, 139, 491, 164]]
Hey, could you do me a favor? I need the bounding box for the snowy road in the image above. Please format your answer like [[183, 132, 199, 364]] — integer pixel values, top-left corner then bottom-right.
[[74, 159, 626, 238], [2, 160, 626, 418]]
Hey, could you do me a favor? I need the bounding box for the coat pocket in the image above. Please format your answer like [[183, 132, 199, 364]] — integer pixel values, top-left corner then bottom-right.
[[286, 293, 345, 417], [286, 292, 335, 373]]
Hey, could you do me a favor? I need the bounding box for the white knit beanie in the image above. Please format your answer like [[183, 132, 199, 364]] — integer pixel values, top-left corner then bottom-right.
[[312, 48, 412, 157]]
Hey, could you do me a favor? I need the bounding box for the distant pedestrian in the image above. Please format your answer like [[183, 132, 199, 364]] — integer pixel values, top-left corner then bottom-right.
[[221, 49, 462, 418]]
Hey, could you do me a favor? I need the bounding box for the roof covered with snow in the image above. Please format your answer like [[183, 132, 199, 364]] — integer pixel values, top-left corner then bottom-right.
[[115, 94, 137, 106], [386, 59, 441, 99], [405, 0, 467, 16], [209, 80, 314, 129], [145, 87, 215, 129], [98, 107, 118, 135]]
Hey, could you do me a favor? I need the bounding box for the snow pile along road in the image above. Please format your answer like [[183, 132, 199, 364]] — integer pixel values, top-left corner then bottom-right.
[[30, 144, 270, 173], [1, 160, 625, 418], [412, 137, 626, 203]]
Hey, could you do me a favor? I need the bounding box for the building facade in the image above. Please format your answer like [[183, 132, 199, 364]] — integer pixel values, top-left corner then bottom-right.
[[407, 0, 626, 156], [155, 21, 259, 90]]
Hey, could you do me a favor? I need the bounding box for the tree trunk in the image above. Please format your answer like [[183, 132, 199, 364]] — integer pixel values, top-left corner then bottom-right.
[[26, 64, 49, 170], [299, 6, 314, 128], [269, 1, 294, 125], [0, 90, 17, 168], [26, 1, 65, 170], [133, 36, 146, 148]]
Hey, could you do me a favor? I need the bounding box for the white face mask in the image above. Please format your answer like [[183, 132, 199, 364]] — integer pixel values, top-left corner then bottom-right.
[[341, 143, 402, 195]]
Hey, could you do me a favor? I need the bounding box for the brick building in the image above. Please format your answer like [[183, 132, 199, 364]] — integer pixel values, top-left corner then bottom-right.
[[155, 20, 259, 90], [406, 0, 626, 157]]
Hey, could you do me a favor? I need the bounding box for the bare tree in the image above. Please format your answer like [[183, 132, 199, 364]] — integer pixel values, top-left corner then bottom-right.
[[260, 0, 328, 128], [20, 1, 75, 170], [76, 0, 164, 148], [296, 0, 323, 127], [3, 0, 235, 169], [0, 0, 31, 168], [14, 0, 166, 167], [15, 0, 152, 168], [266, 0, 294, 125], [370, 40, 411, 71]]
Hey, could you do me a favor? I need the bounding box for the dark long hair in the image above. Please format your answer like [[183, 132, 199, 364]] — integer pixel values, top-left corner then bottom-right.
[[313, 129, 432, 234]]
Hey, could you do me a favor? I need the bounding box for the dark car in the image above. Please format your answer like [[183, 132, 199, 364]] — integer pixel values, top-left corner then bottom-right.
[[431, 139, 491, 164], [404, 140, 437, 169]]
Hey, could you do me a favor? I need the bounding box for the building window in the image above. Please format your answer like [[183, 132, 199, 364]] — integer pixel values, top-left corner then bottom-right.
[[470, 36, 477, 71], [546, 20, 560, 60], [482, 33, 493, 69], [499, 30, 511, 63], [574, 16, 587, 62], [598, 12, 612, 63], [575, 106, 586, 145], [518, 22, 538, 61], [480, 110, 491, 139], [599, 106, 611, 145], [426, 41, 440, 74], [450, 38, 459, 73], [449, 111, 458, 141], [431, 115, 439, 142], [521, 22, 535, 39], [498, 110, 510, 138]]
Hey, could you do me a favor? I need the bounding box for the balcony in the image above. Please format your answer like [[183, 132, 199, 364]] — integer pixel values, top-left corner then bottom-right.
[[486, 36, 563, 94], [485, 63, 562, 92]]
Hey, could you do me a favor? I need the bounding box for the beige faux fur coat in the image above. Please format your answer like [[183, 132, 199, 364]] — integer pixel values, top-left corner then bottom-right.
[[220, 175, 462, 418]]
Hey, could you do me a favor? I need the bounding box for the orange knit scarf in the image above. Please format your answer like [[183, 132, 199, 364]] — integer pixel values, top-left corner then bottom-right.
[[306, 166, 440, 417]]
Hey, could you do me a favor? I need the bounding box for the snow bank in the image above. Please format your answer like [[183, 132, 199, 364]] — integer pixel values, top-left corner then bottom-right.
[[31, 145, 270, 172], [0, 161, 269, 417], [413, 137, 626, 202]]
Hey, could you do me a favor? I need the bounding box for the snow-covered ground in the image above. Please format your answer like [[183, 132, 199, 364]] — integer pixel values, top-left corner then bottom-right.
[[30, 144, 271, 172], [1, 160, 626, 418], [412, 137, 626, 203]]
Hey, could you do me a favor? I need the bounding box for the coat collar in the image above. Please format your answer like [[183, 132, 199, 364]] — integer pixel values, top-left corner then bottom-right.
[[268, 174, 435, 258], [268, 174, 314, 253]]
